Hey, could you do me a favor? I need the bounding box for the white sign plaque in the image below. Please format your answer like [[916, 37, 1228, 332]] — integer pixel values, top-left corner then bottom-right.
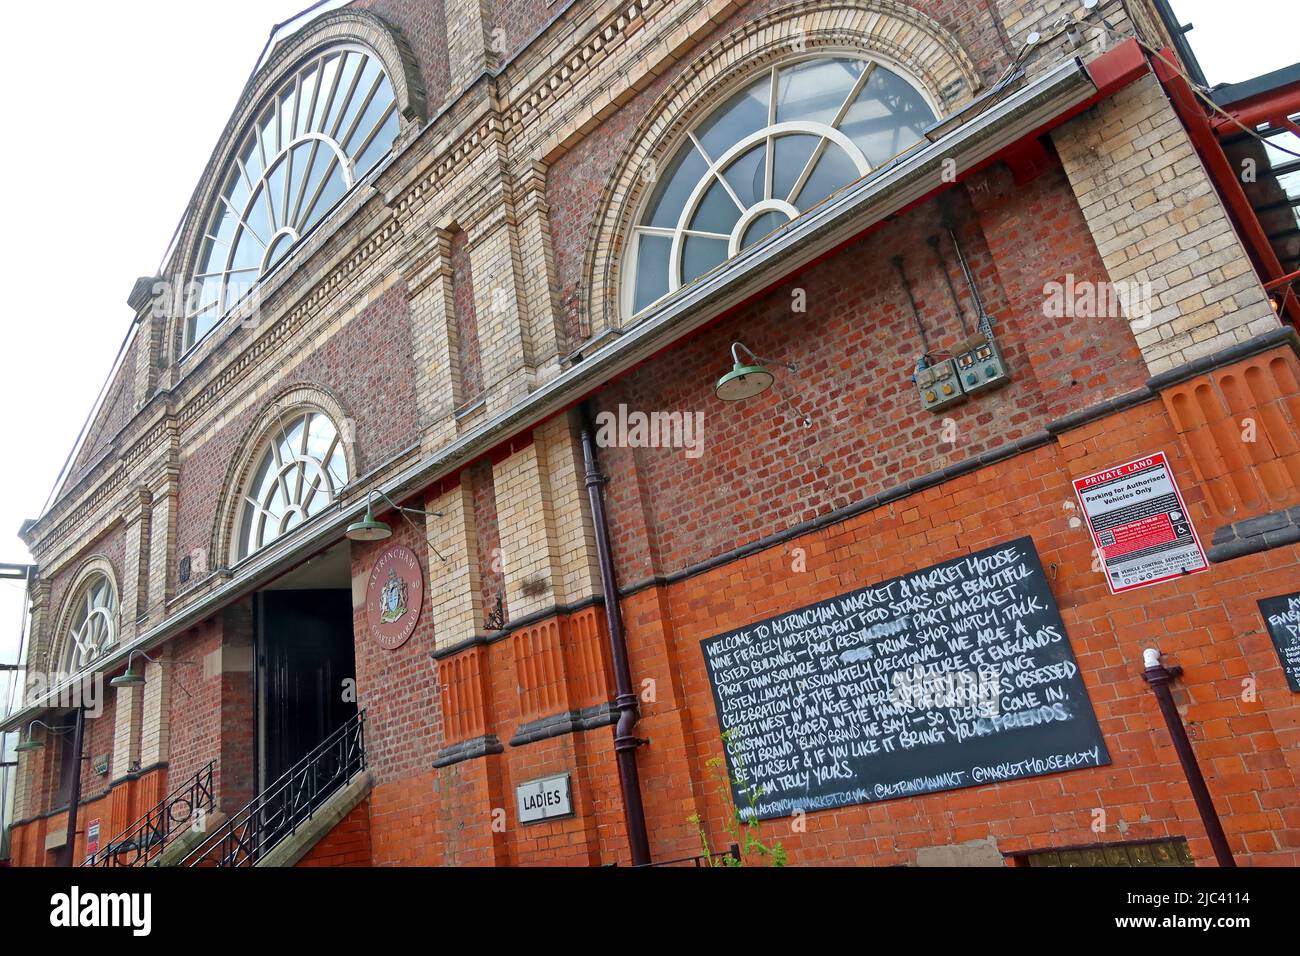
[[516, 773, 572, 824], [1072, 451, 1207, 594]]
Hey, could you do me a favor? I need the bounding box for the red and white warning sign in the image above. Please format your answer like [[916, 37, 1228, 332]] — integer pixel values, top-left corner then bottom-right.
[[1072, 451, 1208, 594]]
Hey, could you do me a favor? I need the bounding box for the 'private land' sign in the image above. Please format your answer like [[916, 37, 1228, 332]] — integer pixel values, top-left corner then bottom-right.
[[1073, 452, 1207, 594], [700, 537, 1109, 821]]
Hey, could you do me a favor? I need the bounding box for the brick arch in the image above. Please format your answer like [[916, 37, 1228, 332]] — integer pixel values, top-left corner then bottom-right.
[[580, 0, 980, 337], [48, 555, 121, 675], [212, 382, 359, 569], [163, 8, 429, 362]]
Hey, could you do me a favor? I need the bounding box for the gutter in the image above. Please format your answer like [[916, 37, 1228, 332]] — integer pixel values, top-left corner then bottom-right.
[[3, 53, 1113, 733]]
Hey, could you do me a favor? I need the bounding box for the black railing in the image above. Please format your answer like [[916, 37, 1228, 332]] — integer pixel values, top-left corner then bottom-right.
[[84, 761, 215, 867], [180, 710, 366, 867], [639, 843, 741, 867]]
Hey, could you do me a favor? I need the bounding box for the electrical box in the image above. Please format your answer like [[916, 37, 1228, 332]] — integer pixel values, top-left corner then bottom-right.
[[915, 358, 965, 412], [954, 332, 1010, 395]]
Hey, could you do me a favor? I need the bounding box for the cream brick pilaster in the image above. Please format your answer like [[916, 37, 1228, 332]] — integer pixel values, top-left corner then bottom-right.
[[111, 683, 142, 779], [426, 482, 483, 649], [144, 451, 179, 624], [128, 278, 165, 405], [14, 747, 35, 821], [1052, 73, 1279, 374], [442, 0, 499, 96], [25, 579, 52, 692], [515, 161, 566, 379], [139, 643, 171, 768], [491, 412, 601, 619], [466, 180, 535, 415], [492, 432, 568, 620], [400, 219, 461, 451], [118, 487, 152, 645], [538, 410, 601, 604]]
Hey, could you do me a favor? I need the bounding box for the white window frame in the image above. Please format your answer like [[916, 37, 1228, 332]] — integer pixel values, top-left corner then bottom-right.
[[183, 42, 401, 354], [620, 51, 941, 320], [233, 410, 351, 562]]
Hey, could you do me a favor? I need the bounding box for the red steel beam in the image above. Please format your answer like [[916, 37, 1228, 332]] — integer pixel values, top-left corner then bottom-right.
[[1153, 49, 1300, 325]]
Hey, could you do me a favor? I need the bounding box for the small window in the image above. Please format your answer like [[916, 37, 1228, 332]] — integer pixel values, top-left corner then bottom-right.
[[62, 573, 117, 673], [1011, 838, 1193, 867], [235, 410, 350, 560], [624, 56, 937, 316]]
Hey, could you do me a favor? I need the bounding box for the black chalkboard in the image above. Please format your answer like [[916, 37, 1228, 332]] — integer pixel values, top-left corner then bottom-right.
[[1258, 591, 1300, 692], [700, 536, 1110, 820]]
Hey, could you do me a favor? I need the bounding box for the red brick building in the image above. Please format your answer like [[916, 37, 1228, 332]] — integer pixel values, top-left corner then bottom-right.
[[4, 0, 1299, 868]]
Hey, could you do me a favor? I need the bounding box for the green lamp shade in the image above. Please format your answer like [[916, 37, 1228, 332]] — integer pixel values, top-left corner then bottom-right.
[[110, 670, 146, 688], [15, 738, 43, 752], [346, 501, 392, 542], [715, 362, 775, 402]]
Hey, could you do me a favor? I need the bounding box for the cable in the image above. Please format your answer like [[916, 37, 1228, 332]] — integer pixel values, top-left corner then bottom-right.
[[1086, 14, 1300, 160], [892, 256, 933, 360], [928, 235, 975, 337]]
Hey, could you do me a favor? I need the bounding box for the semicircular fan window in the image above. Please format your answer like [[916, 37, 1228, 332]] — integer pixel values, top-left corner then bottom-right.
[[63, 574, 117, 673], [186, 45, 400, 348], [235, 411, 350, 560], [626, 56, 937, 315]]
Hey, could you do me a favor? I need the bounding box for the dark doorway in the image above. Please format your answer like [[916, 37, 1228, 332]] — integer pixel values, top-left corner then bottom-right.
[[256, 588, 356, 788]]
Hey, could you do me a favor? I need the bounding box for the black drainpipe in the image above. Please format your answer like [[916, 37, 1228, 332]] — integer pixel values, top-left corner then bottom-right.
[[580, 401, 652, 866], [58, 706, 87, 867]]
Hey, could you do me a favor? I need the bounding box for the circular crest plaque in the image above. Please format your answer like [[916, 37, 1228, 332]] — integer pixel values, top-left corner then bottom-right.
[[365, 545, 423, 649]]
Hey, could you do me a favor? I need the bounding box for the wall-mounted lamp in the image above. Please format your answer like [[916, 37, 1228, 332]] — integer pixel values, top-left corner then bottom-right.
[[108, 649, 194, 690], [714, 342, 813, 428], [14, 718, 73, 752], [346, 489, 443, 543], [714, 342, 794, 402], [346, 490, 448, 561]]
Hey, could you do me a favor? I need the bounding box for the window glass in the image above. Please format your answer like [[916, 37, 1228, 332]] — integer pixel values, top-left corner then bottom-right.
[[185, 45, 400, 350], [696, 76, 769, 160], [235, 411, 350, 560], [62, 573, 116, 673], [626, 57, 936, 314], [840, 66, 934, 167]]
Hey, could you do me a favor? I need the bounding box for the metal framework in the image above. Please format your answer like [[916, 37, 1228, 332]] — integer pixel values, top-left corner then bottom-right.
[[181, 710, 365, 867], [83, 760, 215, 867]]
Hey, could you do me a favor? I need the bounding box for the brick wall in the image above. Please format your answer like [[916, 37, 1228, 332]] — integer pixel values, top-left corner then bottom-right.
[[1053, 73, 1278, 373], [174, 281, 419, 578], [594, 174, 1147, 584], [296, 798, 374, 866], [351, 516, 443, 787]]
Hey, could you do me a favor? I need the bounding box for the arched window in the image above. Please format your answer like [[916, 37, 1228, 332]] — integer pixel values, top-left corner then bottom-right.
[[62, 573, 117, 673], [186, 44, 402, 349], [235, 410, 350, 560], [625, 56, 938, 315]]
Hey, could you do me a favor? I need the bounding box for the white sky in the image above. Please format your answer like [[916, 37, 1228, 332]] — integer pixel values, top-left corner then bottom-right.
[[0, 1, 1296, 717]]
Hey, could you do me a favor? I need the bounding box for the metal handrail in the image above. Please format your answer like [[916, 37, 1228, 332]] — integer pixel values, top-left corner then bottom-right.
[[180, 710, 366, 867], [83, 760, 215, 867]]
